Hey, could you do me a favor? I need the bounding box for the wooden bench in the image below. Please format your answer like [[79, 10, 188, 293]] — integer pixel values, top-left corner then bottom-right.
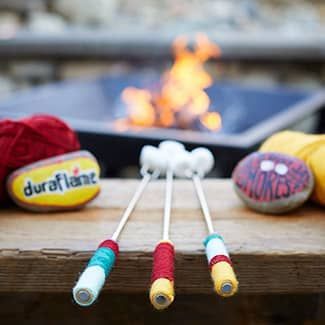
[[1, 179, 324, 295]]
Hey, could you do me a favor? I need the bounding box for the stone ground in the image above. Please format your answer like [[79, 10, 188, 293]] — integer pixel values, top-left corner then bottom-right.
[[0, 0, 325, 33]]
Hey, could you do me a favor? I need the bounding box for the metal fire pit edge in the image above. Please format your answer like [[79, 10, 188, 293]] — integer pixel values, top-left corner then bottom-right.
[[0, 77, 324, 177], [73, 89, 325, 176]]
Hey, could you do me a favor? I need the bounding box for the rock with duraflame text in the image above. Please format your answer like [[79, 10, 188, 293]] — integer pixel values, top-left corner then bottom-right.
[[232, 152, 314, 214], [7, 151, 100, 212]]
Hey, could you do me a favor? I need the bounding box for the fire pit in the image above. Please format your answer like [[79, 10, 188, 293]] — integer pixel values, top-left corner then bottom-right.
[[0, 73, 324, 176], [0, 37, 324, 176]]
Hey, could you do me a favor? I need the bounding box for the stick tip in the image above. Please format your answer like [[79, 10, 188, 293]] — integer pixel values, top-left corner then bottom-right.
[[150, 278, 175, 310]]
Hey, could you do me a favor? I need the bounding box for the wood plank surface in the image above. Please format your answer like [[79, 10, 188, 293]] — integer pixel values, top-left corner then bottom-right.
[[0, 179, 324, 294]]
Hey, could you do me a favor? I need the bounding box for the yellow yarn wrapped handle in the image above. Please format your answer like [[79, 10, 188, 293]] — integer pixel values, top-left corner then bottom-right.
[[150, 278, 175, 310], [204, 234, 238, 297], [149, 241, 175, 310], [210, 261, 238, 297]]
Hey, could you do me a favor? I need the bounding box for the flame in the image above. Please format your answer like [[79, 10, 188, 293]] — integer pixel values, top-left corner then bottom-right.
[[119, 34, 222, 132], [200, 112, 222, 131], [121, 88, 156, 127]]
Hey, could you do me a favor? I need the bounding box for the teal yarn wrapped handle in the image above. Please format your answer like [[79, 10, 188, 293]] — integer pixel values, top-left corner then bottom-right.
[[87, 247, 117, 277], [73, 240, 119, 306]]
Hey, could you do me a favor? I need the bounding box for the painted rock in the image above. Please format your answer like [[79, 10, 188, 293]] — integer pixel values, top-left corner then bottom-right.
[[7, 150, 100, 212], [232, 152, 314, 214]]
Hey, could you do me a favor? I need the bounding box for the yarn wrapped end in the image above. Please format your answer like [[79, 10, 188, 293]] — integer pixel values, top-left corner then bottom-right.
[[72, 240, 119, 307], [150, 278, 175, 310], [72, 265, 106, 306], [204, 233, 238, 297], [211, 261, 238, 297], [150, 241, 175, 310]]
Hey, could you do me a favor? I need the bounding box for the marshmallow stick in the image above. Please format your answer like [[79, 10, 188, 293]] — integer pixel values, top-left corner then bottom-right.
[[149, 141, 184, 310], [111, 172, 152, 242], [73, 146, 166, 307], [190, 148, 239, 297], [162, 168, 173, 242]]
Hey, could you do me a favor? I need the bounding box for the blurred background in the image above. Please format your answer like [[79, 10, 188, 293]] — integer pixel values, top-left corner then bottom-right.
[[0, 0, 325, 179], [0, 0, 325, 92]]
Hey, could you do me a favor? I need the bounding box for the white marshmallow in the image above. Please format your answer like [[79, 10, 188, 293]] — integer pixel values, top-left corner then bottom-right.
[[171, 151, 193, 178], [140, 145, 168, 173], [73, 265, 106, 307], [190, 148, 215, 176], [158, 140, 185, 156]]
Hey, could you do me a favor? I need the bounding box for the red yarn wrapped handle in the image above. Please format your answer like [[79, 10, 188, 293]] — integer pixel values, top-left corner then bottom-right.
[[151, 241, 175, 283], [150, 241, 175, 309]]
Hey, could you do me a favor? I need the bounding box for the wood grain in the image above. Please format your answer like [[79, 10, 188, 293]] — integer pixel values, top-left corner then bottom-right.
[[0, 179, 324, 294], [0, 293, 322, 325]]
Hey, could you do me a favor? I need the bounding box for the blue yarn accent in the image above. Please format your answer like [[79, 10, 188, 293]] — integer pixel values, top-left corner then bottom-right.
[[87, 247, 116, 277], [203, 233, 224, 247]]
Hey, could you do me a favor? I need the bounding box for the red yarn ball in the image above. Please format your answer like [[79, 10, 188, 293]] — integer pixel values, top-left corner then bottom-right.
[[0, 114, 80, 202]]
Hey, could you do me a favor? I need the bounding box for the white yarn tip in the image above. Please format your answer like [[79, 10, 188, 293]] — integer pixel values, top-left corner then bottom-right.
[[190, 147, 215, 177], [158, 140, 185, 155], [140, 145, 168, 174], [73, 265, 106, 307]]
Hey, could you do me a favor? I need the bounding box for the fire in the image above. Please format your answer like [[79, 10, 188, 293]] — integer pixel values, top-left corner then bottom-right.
[[119, 34, 222, 132], [200, 112, 222, 131], [121, 88, 156, 127]]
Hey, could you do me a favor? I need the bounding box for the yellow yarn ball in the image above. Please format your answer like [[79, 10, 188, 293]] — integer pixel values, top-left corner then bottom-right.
[[307, 146, 325, 204], [260, 131, 325, 205]]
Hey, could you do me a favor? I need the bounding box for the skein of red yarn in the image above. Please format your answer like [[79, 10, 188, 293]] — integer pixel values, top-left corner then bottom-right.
[[0, 114, 80, 202]]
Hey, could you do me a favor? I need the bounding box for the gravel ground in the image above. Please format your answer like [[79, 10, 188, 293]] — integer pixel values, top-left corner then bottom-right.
[[0, 0, 324, 34], [0, 1, 325, 98]]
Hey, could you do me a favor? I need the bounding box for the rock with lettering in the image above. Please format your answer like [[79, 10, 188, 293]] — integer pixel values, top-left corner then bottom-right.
[[7, 151, 100, 212], [232, 152, 314, 214]]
